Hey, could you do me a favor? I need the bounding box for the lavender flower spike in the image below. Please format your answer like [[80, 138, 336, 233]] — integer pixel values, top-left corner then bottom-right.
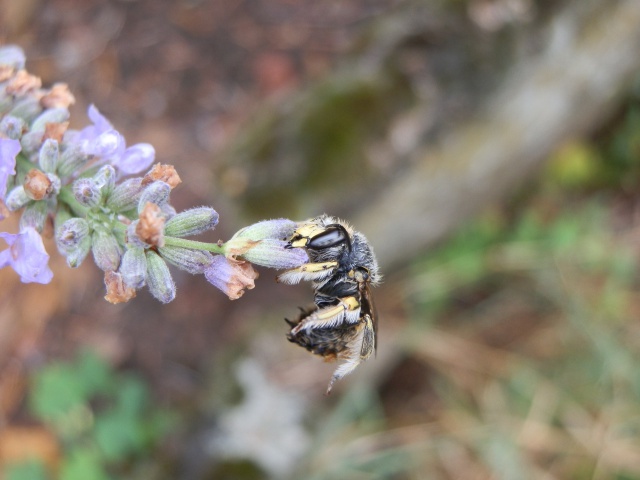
[[0, 138, 20, 201], [0, 227, 53, 284]]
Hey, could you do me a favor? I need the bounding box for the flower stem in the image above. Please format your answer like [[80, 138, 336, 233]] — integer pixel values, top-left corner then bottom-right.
[[163, 236, 225, 254]]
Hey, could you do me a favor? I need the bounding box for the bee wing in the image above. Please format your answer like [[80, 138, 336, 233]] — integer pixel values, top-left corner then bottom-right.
[[359, 281, 378, 354]]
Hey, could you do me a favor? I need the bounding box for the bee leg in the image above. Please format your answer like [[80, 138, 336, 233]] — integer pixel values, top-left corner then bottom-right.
[[276, 261, 338, 285], [325, 316, 375, 395], [290, 296, 360, 335]]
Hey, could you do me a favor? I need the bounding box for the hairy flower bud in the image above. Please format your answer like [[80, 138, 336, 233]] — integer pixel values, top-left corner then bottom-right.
[[56, 217, 92, 268], [56, 217, 90, 251], [0, 45, 26, 71], [38, 139, 59, 173], [57, 143, 90, 179], [93, 165, 116, 198], [91, 229, 122, 272], [239, 239, 309, 269], [137, 181, 170, 213], [120, 246, 147, 288], [9, 97, 42, 123], [106, 177, 143, 212], [73, 178, 101, 208], [0, 115, 26, 139], [5, 186, 30, 211], [233, 219, 298, 242], [158, 245, 214, 274], [31, 107, 70, 132], [164, 207, 219, 237], [19, 200, 48, 232], [145, 251, 176, 303]]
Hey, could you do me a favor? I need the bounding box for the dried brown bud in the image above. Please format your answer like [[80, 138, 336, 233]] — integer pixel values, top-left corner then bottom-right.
[[24, 169, 52, 200], [40, 83, 76, 109], [136, 202, 165, 247], [0, 65, 15, 82], [43, 121, 69, 143], [104, 271, 137, 304], [142, 164, 182, 189], [6, 70, 42, 96]]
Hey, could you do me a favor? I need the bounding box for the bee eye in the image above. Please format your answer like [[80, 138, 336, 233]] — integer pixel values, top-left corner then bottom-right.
[[308, 226, 349, 250]]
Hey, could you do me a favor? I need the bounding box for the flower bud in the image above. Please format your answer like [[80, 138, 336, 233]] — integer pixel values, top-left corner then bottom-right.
[[93, 165, 116, 198], [0, 115, 26, 139], [145, 251, 176, 303], [65, 235, 92, 268], [106, 177, 143, 212], [31, 107, 70, 132], [19, 200, 48, 232], [38, 139, 59, 173], [120, 246, 147, 288], [137, 181, 170, 213], [0, 45, 26, 70], [73, 178, 101, 208], [56, 217, 93, 268], [5, 186, 30, 211], [239, 239, 309, 269], [20, 130, 44, 157], [164, 207, 219, 238], [158, 245, 214, 274], [56, 217, 90, 252], [91, 229, 122, 272], [57, 143, 90, 179], [8, 97, 42, 123], [233, 219, 298, 242]]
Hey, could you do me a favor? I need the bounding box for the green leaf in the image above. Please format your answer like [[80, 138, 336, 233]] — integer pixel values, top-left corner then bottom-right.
[[75, 350, 113, 396], [29, 364, 88, 423], [4, 460, 49, 480], [94, 409, 145, 462], [60, 447, 109, 480]]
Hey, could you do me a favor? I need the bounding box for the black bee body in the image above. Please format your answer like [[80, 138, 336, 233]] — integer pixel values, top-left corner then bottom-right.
[[278, 215, 381, 393]]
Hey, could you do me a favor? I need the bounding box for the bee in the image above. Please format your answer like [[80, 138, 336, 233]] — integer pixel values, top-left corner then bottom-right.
[[277, 215, 381, 394]]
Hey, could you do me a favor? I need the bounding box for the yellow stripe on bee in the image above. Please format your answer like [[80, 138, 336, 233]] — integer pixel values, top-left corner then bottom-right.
[[301, 261, 338, 272], [313, 296, 360, 320]]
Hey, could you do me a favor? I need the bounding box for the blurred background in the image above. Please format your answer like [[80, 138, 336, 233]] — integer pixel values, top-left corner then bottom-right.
[[2, 0, 640, 478]]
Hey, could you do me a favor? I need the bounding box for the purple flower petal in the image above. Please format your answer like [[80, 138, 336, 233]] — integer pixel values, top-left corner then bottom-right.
[[85, 129, 125, 159], [118, 143, 155, 175], [0, 138, 20, 200], [0, 227, 53, 284], [86, 104, 113, 135], [204, 256, 258, 300]]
